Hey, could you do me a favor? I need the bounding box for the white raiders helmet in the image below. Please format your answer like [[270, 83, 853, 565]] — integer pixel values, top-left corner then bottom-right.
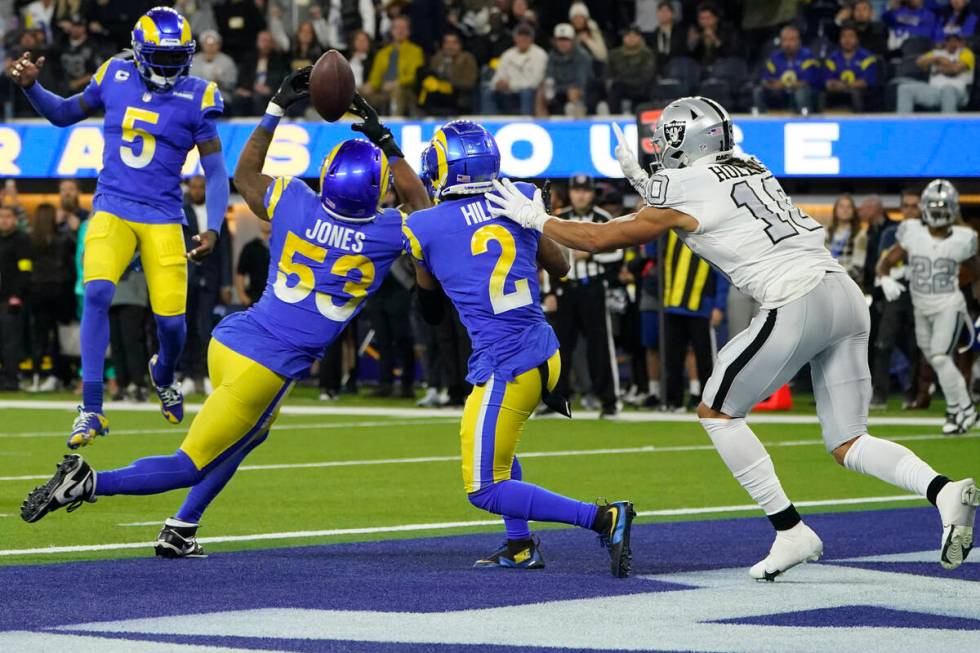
[[652, 96, 735, 170], [921, 178, 959, 228]]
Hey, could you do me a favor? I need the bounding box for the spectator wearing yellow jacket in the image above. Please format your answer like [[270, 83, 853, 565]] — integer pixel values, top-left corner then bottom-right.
[[362, 16, 426, 116], [418, 32, 479, 115]]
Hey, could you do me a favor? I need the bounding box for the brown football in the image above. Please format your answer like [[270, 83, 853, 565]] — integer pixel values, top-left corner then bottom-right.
[[309, 50, 355, 122]]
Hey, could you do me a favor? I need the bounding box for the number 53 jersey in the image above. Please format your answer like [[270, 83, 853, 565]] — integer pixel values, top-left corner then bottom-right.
[[214, 177, 404, 379], [897, 219, 977, 315], [403, 182, 559, 384], [80, 56, 223, 224], [643, 156, 842, 310]]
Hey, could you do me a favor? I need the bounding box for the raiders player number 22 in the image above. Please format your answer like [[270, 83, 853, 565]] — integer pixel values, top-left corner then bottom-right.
[[485, 96, 979, 580]]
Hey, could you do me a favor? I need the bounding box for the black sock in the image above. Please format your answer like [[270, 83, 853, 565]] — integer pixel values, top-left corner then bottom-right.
[[591, 506, 610, 534], [768, 504, 802, 531], [926, 475, 951, 506]]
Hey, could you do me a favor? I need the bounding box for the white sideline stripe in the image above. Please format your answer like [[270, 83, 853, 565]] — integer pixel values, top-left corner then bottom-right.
[[1, 432, 973, 482], [0, 494, 925, 557], [0, 399, 953, 425]]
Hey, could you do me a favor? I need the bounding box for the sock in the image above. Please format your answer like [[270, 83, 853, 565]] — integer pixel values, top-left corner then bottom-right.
[[930, 354, 972, 411], [648, 380, 661, 397], [468, 480, 597, 530], [95, 449, 201, 496], [701, 418, 793, 517], [80, 280, 115, 412], [165, 517, 198, 529], [175, 432, 268, 523], [689, 379, 701, 397], [927, 475, 952, 506], [767, 504, 803, 531], [502, 457, 532, 541], [843, 434, 943, 498], [153, 314, 187, 387]]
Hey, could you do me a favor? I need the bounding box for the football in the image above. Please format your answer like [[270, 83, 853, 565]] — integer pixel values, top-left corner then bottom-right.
[[309, 49, 355, 122]]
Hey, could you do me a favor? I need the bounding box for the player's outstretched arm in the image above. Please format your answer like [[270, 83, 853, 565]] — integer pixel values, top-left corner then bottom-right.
[[486, 178, 696, 253], [8, 52, 93, 126], [234, 67, 312, 221]]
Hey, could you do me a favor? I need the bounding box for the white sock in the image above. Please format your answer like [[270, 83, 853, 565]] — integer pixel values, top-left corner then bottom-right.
[[689, 379, 702, 396], [842, 434, 940, 497], [930, 354, 971, 410], [648, 380, 660, 396], [700, 418, 792, 515], [165, 517, 199, 528]]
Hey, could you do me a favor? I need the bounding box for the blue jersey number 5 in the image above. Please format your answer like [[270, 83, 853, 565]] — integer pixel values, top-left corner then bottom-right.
[[120, 107, 159, 169]]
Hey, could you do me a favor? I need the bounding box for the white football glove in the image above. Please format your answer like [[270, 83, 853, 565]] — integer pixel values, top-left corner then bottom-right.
[[878, 274, 905, 302], [485, 178, 552, 232], [612, 122, 650, 195]]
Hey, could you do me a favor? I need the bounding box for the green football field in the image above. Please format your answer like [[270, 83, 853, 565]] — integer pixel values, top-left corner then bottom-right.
[[2, 390, 979, 567]]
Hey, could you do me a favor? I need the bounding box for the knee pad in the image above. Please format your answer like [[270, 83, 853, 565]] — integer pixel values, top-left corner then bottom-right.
[[84, 280, 115, 312], [929, 353, 953, 369]]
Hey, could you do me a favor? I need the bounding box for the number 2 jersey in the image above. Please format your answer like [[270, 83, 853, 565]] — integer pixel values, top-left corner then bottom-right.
[[403, 183, 559, 384], [213, 177, 404, 379], [643, 156, 842, 309], [79, 56, 223, 223], [896, 219, 977, 315]]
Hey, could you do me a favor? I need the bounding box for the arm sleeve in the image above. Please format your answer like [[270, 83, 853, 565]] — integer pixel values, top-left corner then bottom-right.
[[200, 150, 229, 234], [23, 82, 92, 127]]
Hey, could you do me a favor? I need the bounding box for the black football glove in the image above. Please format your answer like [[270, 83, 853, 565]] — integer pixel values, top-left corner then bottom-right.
[[349, 92, 404, 159], [542, 179, 552, 213], [270, 66, 312, 112]]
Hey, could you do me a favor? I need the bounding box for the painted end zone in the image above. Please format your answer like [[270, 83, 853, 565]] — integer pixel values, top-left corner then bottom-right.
[[1, 508, 978, 652]]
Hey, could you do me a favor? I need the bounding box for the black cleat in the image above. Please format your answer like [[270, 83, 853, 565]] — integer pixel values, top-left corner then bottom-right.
[[21, 454, 96, 523], [473, 538, 545, 569], [596, 500, 636, 578], [155, 518, 208, 558]]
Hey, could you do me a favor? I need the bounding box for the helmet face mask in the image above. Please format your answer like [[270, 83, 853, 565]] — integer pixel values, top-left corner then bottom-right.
[[921, 179, 959, 229], [132, 8, 195, 91], [652, 96, 734, 169]]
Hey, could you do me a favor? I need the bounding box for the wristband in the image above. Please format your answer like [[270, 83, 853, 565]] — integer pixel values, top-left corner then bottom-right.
[[259, 111, 281, 133]]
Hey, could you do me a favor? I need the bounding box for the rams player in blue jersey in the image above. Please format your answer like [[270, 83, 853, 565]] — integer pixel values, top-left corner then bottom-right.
[[404, 122, 636, 577], [20, 72, 431, 558], [8, 7, 229, 445]]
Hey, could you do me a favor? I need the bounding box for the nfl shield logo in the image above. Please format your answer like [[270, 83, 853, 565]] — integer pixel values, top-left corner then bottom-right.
[[664, 121, 686, 148]]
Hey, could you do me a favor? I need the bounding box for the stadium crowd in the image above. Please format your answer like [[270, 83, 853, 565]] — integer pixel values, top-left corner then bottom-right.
[[1, 0, 979, 117]]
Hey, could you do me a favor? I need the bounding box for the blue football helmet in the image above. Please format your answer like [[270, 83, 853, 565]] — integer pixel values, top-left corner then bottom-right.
[[424, 120, 500, 198], [132, 7, 195, 91], [319, 139, 389, 222], [419, 144, 436, 199]]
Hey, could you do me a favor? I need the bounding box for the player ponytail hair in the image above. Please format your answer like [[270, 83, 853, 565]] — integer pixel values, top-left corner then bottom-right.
[[30, 203, 57, 250]]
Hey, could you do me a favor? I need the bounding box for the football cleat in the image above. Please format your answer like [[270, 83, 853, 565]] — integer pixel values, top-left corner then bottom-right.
[[942, 409, 960, 435], [597, 500, 636, 578], [148, 354, 184, 424], [749, 522, 823, 581], [474, 538, 545, 569], [155, 518, 208, 559], [67, 406, 109, 449], [21, 454, 96, 523], [956, 404, 978, 434], [937, 478, 979, 570]]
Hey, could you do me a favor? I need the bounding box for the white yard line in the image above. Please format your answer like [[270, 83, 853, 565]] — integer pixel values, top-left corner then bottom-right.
[[2, 432, 973, 483], [0, 494, 924, 557], [0, 399, 953, 425]]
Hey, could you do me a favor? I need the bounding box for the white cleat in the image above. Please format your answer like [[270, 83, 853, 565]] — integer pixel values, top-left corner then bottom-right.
[[749, 522, 823, 582], [942, 409, 960, 435], [957, 405, 978, 434], [937, 478, 979, 570]]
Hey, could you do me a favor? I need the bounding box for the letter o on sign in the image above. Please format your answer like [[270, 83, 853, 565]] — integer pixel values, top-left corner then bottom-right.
[[495, 123, 553, 178]]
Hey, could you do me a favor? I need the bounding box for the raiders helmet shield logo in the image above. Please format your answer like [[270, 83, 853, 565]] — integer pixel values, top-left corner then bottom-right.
[[664, 120, 686, 148]]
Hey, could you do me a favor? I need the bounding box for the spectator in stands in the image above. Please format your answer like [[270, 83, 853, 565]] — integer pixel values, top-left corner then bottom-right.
[[21, 0, 55, 44], [28, 203, 73, 392], [536, 23, 593, 118], [897, 29, 975, 113], [648, 1, 686, 69], [86, 0, 158, 50], [348, 30, 375, 88], [418, 31, 478, 115], [284, 21, 324, 71], [882, 0, 936, 55], [848, 0, 889, 59], [509, 0, 537, 30], [860, 194, 899, 294], [174, 0, 219, 38], [233, 30, 289, 117], [0, 205, 31, 392], [214, 0, 267, 62], [108, 260, 149, 401], [754, 24, 821, 114], [606, 24, 656, 113], [235, 219, 270, 309], [569, 2, 607, 64], [305, 0, 375, 52], [934, 0, 978, 42], [824, 23, 880, 112], [189, 30, 238, 107], [825, 193, 867, 283], [59, 14, 100, 95], [687, 1, 738, 67], [482, 22, 547, 115], [7, 28, 57, 117], [362, 16, 425, 116], [57, 179, 87, 236]]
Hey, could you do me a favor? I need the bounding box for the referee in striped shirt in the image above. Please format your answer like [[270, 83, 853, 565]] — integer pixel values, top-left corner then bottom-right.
[[544, 175, 623, 417]]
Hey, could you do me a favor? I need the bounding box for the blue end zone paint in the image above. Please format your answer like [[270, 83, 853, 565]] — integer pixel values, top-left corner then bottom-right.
[[1, 507, 976, 645], [713, 606, 980, 630]]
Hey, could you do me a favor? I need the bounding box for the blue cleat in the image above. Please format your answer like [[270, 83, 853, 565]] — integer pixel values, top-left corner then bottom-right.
[[597, 500, 636, 578], [474, 538, 545, 569], [67, 406, 109, 449], [148, 354, 184, 424]]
